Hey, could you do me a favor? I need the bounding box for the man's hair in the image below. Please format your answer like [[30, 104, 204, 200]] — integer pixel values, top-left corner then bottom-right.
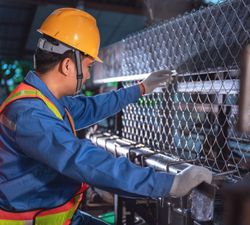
[[34, 36, 75, 74]]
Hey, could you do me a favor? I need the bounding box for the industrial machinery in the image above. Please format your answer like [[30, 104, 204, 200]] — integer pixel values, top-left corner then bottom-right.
[[88, 0, 250, 224]]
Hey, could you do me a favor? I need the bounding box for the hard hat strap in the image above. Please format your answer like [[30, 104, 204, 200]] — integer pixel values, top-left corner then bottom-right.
[[74, 50, 83, 95], [33, 54, 37, 70]]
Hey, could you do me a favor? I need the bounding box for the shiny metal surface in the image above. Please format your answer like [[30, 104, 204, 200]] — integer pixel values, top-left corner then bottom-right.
[[92, 0, 250, 178]]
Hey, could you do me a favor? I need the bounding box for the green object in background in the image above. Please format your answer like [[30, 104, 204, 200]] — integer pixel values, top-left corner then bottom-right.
[[138, 98, 156, 107], [84, 90, 94, 96], [98, 212, 115, 225], [107, 82, 118, 88], [0, 60, 32, 104]]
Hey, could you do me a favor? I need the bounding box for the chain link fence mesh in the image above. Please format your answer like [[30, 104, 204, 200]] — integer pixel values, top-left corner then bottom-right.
[[93, 0, 250, 178]]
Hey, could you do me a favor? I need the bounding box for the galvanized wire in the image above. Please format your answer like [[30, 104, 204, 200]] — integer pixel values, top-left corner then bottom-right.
[[93, 0, 250, 178]]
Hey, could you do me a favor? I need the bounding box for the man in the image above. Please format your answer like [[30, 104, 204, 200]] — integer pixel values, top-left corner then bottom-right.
[[0, 8, 212, 225]]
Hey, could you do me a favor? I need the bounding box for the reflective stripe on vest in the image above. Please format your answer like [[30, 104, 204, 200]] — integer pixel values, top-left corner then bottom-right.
[[0, 82, 88, 225], [0, 83, 63, 120], [0, 184, 88, 225], [65, 109, 77, 136]]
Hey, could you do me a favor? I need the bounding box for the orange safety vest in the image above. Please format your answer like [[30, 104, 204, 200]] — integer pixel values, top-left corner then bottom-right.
[[0, 82, 89, 225]]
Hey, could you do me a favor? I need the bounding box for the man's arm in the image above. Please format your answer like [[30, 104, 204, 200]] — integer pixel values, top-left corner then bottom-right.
[[62, 85, 141, 130], [62, 69, 174, 130], [15, 106, 174, 198]]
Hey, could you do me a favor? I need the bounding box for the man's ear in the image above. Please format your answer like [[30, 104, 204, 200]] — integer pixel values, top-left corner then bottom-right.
[[60, 57, 73, 76]]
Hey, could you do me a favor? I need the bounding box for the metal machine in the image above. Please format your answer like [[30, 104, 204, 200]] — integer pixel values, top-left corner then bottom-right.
[[89, 1, 250, 224]]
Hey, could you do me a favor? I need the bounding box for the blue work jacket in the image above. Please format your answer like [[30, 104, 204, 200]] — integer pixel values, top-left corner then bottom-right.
[[0, 71, 174, 213]]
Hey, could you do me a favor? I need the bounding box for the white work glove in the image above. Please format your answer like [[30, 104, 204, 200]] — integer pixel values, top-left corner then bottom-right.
[[169, 165, 212, 198], [140, 70, 174, 94]]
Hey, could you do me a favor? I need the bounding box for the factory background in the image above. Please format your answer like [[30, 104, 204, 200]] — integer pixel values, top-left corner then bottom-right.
[[0, 0, 220, 102]]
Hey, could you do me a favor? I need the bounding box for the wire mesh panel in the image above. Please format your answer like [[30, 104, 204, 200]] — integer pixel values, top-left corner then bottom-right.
[[122, 0, 250, 75], [93, 0, 250, 178]]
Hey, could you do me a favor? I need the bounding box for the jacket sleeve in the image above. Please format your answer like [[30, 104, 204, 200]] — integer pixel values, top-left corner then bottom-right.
[[62, 85, 141, 130], [15, 107, 174, 198]]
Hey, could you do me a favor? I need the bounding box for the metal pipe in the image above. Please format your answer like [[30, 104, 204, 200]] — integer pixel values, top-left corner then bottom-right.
[[88, 132, 192, 173]]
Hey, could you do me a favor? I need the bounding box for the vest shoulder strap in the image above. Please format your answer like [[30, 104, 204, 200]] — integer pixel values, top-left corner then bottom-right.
[[0, 82, 63, 120]]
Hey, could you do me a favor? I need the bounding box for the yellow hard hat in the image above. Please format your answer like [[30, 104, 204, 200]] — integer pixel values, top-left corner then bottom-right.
[[38, 8, 102, 62]]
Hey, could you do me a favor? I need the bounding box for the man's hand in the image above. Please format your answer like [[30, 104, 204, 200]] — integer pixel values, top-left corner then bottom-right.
[[139, 70, 174, 95], [169, 165, 212, 198]]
